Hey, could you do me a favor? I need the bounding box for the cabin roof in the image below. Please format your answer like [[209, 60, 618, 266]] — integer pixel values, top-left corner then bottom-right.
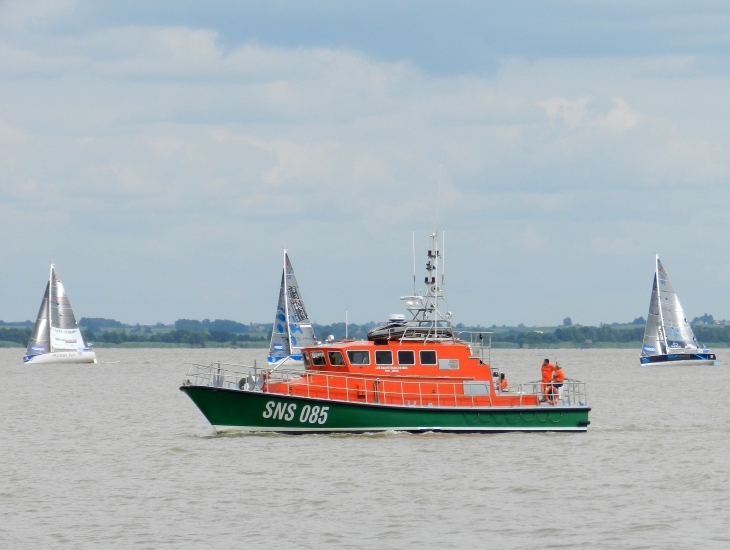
[[304, 339, 467, 351]]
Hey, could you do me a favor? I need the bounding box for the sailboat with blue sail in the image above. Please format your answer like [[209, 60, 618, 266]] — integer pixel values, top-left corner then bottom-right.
[[640, 256, 716, 366], [268, 252, 317, 366]]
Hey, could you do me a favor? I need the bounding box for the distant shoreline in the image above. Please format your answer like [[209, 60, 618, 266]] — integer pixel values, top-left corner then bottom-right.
[[1, 341, 727, 350], [0, 341, 269, 349]]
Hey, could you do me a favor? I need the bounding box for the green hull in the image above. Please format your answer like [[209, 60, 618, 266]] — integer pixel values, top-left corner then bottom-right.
[[180, 386, 591, 433]]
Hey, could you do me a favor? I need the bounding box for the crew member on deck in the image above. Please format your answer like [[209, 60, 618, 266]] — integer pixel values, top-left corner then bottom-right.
[[500, 373, 508, 391], [541, 358, 555, 402], [553, 364, 565, 398]]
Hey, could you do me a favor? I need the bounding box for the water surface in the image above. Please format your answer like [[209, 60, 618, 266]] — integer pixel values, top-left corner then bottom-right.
[[1, 348, 728, 548]]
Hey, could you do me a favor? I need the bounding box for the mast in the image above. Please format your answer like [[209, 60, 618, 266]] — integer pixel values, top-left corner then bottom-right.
[[433, 232, 438, 322], [397, 232, 452, 341], [423, 233, 442, 326], [282, 250, 293, 355], [48, 264, 54, 353], [655, 255, 668, 353]]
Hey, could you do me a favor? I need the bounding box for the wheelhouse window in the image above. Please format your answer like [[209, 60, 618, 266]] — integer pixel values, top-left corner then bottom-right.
[[347, 350, 370, 365], [375, 350, 393, 365], [420, 350, 437, 365], [302, 353, 310, 367], [328, 351, 346, 367], [310, 351, 326, 367], [397, 350, 415, 365]]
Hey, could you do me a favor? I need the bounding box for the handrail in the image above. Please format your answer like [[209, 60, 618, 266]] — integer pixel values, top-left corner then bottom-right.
[[369, 320, 456, 343], [182, 362, 588, 409], [455, 330, 493, 364]]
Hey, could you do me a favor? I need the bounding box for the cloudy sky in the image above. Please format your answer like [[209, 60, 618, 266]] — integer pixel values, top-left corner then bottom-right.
[[2, 0, 730, 327]]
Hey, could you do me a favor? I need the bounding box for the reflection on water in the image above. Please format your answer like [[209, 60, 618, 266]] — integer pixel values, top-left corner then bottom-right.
[[1, 347, 728, 548]]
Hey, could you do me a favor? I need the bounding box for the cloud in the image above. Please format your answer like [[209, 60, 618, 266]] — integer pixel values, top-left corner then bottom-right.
[[0, 119, 25, 142], [2, 23, 730, 324], [536, 96, 640, 133], [536, 96, 591, 129], [602, 98, 641, 132], [0, 0, 78, 30]]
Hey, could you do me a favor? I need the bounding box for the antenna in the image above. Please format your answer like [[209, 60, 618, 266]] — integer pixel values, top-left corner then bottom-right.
[[441, 229, 445, 283], [412, 231, 416, 294], [345, 310, 348, 339], [436, 161, 443, 230]]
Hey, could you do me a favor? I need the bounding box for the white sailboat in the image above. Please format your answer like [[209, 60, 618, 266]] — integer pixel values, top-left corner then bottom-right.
[[23, 265, 97, 365], [267, 251, 317, 366], [640, 256, 716, 366]]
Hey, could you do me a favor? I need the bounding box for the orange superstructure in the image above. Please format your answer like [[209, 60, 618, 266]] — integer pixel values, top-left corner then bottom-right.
[[266, 339, 539, 408]]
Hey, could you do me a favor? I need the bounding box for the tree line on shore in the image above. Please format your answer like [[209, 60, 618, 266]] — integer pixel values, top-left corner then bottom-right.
[[3, 322, 730, 348], [0, 327, 268, 347]]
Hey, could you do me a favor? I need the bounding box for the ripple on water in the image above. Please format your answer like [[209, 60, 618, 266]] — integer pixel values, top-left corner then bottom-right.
[[1, 347, 730, 549]]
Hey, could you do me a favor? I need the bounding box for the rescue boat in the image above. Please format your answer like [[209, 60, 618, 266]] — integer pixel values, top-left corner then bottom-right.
[[180, 234, 591, 433]]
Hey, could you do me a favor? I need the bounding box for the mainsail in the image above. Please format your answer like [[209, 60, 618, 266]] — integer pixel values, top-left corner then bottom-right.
[[26, 266, 89, 357], [641, 257, 699, 356], [268, 253, 316, 363]]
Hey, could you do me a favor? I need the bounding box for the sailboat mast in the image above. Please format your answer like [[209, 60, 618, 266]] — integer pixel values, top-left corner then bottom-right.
[[282, 250, 293, 354], [655, 255, 668, 352], [48, 264, 54, 353]]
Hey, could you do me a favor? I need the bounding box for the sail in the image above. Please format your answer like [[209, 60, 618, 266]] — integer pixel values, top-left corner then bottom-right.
[[26, 282, 51, 356], [48, 267, 88, 352], [268, 253, 316, 362], [655, 259, 698, 351], [269, 270, 292, 360], [641, 275, 665, 356]]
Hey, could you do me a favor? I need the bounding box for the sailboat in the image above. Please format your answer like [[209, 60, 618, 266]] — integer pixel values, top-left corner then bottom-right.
[[640, 256, 716, 366], [23, 265, 97, 365], [267, 252, 317, 366]]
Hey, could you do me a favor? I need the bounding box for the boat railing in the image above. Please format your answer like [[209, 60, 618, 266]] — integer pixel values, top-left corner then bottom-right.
[[182, 362, 588, 408], [183, 361, 302, 391], [507, 378, 588, 407], [368, 320, 455, 343], [399, 322, 455, 342], [455, 331, 493, 363]]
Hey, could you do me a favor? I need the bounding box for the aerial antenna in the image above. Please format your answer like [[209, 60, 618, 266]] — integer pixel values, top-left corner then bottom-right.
[[442, 229, 451, 318], [436, 161, 443, 230], [412, 231, 416, 294], [345, 310, 348, 339], [441, 229, 446, 283]]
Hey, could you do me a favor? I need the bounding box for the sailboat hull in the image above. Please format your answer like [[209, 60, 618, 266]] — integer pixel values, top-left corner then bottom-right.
[[23, 351, 97, 365], [639, 353, 716, 367]]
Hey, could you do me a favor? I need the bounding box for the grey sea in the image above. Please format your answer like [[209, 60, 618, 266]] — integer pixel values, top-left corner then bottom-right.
[[1, 347, 728, 549]]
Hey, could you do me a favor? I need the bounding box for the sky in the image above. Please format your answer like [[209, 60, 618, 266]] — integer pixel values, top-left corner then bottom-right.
[[2, 0, 730, 327]]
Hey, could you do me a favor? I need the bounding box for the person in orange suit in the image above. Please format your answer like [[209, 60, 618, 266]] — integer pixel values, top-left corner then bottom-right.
[[541, 358, 555, 402], [500, 373, 508, 390], [553, 364, 565, 399]]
